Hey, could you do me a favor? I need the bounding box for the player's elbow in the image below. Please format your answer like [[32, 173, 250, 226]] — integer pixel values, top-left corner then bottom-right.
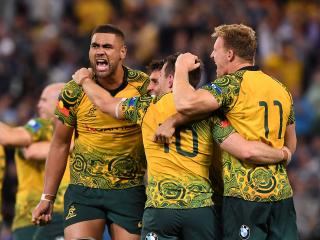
[[175, 97, 197, 116]]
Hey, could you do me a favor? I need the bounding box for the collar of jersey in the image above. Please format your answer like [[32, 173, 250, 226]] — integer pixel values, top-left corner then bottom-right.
[[237, 65, 260, 71]]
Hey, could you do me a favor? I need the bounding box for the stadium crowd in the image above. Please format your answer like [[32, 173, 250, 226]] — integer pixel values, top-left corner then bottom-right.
[[0, 0, 319, 239]]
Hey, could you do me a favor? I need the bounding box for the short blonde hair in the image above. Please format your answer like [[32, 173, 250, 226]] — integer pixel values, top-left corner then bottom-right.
[[212, 24, 257, 63]]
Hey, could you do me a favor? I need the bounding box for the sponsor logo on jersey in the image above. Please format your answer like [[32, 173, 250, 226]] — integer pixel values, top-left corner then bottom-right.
[[239, 224, 250, 239]]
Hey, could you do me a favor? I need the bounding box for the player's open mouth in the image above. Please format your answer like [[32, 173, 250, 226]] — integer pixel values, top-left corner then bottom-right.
[[96, 59, 109, 72]]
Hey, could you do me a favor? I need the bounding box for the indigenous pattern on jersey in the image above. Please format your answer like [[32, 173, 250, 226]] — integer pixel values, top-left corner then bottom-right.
[[202, 66, 295, 202], [0, 146, 5, 223], [12, 118, 52, 230], [121, 93, 234, 208], [55, 67, 149, 189]]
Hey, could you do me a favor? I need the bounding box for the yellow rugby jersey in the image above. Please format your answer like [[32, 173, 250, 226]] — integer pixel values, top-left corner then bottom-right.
[[55, 67, 149, 189], [12, 118, 69, 230], [121, 93, 235, 208], [202, 66, 295, 202], [0, 145, 5, 223], [12, 118, 52, 230]]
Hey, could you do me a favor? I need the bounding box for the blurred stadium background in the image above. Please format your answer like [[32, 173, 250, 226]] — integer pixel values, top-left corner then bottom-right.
[[0, 0, 319, 239]]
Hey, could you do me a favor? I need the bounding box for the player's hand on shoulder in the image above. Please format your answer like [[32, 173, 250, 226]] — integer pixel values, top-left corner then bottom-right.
[[72, 67, 93, 85]]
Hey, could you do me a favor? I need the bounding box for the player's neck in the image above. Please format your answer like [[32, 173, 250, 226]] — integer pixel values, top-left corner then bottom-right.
[[97, 65, 124, 91], [229, 61, 253, 74]]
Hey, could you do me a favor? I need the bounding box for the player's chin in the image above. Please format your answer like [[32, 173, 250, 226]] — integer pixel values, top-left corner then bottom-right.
[[95, 70, 111, 79], [38, 112, 47, 119]]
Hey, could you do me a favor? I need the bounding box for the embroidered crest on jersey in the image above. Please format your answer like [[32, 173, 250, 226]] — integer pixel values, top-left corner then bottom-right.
[[66, 205, 77, 220], [84, 106, 97, 117]]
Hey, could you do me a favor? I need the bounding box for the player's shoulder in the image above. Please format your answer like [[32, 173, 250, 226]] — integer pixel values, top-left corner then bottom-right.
[[125, 67, 150, 84], [59, 80, 85, 106], [270, 75, 292, 96], [125, 67, 150, 96]]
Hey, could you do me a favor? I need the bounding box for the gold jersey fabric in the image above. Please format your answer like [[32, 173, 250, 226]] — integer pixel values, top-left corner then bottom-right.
[[0, 146, 5, 223], [202, 66, 295, 202], [12, 118, 51, 230], [12, 118, 69, 230], [121, 93, 234, 209], [55, 67, 149, 190]]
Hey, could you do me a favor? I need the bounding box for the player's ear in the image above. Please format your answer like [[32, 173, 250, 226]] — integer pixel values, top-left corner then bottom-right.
[[168, 74, 174, 88], [227, 49, 235, 62], [120, 45, 127, 60]]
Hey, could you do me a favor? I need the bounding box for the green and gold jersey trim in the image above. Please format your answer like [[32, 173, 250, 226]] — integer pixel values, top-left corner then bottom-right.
[[146, 175, 213, 209]]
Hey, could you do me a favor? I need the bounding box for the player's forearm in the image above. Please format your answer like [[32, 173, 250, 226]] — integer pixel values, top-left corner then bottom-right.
[[82, 79, 121, 118], [24, 141, 51, 161], [221, 133, 285, 165], [173, 67, 198, 115], [0, 123, 32, 146], [243, 141, 285, 164], [43, 137, 70, 195], [173, 70, 219, 116], [170, 112, 212, 128]]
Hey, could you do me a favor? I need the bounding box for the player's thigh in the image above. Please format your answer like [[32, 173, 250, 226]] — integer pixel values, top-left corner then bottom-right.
[[109, 223, 140, 240], [105, 186, 146, 235], [64, 219, 105, 240], [64, 185, 106, 228], [268, 198, 298, 240], [182, 206, 222, 240], [222, 197, 271, 240], [141, 208, 180, 240]]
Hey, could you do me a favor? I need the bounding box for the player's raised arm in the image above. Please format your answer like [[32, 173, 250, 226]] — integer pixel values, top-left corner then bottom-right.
[[73, 67, 124, 119], [173, 53, 219, 116], [0, 122, 33, 146], [22, 141, 51, 161]]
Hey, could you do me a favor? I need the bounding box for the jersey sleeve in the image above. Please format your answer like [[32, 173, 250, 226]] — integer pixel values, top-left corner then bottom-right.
[[136, 72, 150, 97], [24, 118, 52, 142], [120, 96, 153, 125], [211, 113, 236, 144], [287, 92, 296, 125], [126, 68, 150, 97], [201, 75, 240, 113], [55, 80, 84, 127]]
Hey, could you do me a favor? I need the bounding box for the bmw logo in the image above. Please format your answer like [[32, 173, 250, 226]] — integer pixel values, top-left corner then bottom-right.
[[239, 225, 250, 239], [145, 232, 158, 240]]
